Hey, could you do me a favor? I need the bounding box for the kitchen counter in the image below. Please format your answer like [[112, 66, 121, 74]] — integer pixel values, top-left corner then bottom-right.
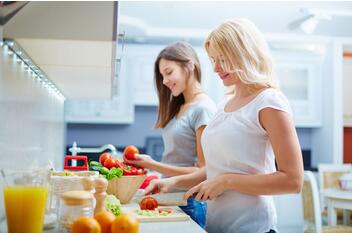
[[0, 203, 207, 233]]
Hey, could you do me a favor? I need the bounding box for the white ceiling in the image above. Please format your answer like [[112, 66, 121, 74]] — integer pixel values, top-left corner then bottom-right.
[[119, 1, 352, 41]]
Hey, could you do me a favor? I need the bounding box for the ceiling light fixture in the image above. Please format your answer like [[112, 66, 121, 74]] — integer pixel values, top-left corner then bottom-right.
[[289, 8, 352, 34]]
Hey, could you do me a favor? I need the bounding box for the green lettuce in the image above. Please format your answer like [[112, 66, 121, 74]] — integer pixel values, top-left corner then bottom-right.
[[105, 194, 121, 216]]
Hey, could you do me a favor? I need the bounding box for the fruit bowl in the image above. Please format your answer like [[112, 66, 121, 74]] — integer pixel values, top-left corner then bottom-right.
[[107, 175, 146, 204]]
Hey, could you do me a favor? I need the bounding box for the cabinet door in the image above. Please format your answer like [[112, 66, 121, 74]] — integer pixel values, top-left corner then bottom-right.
[[65, 34, 134, 124], [122, 44, 164, 106], [64, 59, 134, 124], [273, 50, 323, 127], [124, 44, 226, 106]]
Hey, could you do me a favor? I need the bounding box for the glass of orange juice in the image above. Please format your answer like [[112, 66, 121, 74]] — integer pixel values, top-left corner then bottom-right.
[[2, 169, 49, 233]]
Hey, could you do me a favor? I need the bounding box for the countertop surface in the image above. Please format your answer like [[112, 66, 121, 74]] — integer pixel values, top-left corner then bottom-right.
[[0, 201, 207, 233]]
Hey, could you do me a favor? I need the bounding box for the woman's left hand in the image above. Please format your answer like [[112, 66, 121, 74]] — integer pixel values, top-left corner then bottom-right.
[[184, 175, 228, 201], [124, 154, 155, 169]]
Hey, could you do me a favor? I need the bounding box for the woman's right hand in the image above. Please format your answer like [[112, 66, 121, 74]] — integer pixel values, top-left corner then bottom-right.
[[144, 177, 176, 195], [124, 154, 156, 169]]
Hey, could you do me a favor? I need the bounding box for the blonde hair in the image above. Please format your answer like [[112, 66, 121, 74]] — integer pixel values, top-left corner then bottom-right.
[[204, 18, 277, 88]]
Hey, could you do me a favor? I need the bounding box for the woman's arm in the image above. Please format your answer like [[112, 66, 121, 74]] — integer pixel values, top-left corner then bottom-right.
[[185, 108, 304, 200], [125, 126, 207, 177], [144, 167, 207, 195]]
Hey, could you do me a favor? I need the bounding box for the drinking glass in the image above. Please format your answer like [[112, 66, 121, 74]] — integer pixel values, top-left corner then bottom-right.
[[1, 169, 49, 233]]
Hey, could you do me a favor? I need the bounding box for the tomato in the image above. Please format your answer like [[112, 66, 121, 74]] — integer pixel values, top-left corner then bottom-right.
[[99, 153, 112, 165], [139, 197, 158, 210], [123, 145, 139, 160], [104, 158, 116, 169]]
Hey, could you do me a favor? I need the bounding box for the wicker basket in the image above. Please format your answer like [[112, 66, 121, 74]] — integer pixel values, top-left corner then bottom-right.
[[49, 171, 99, 213], [107, 175, 146, 204]]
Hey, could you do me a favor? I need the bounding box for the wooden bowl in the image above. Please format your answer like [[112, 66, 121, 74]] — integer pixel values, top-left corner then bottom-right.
[[107, 175, 146, 204]]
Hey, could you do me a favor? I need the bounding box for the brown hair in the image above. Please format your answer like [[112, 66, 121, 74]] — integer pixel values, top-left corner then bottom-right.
[[154, 41, 202, 128]]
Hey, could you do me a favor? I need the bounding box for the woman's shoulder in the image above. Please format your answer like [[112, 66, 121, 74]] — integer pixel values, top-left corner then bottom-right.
[[257, 88, 289, 103], [193, 94, 217, 110], [254, 88, 292, 115], [187, 95, 218, 121]]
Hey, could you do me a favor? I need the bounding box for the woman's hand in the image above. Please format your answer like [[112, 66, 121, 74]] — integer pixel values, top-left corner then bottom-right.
[[184, 175, 228, 201], [124, 154, 156, 169], [144, 177, 177, 195]]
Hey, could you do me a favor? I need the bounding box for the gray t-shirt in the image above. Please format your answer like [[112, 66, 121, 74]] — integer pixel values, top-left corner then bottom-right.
[[161, 96, 217, 169]]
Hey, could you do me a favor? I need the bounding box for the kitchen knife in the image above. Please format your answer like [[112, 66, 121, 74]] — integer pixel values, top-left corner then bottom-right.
[[143, 192, 187, 206]]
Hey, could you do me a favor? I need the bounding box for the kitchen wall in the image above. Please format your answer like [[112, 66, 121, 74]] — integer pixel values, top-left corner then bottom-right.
[[66, 106, 162, 149], [66, 106, 311, 150], [0, 44, 65, 219]]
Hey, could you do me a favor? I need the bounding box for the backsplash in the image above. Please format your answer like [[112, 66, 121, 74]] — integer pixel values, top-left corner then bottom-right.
[[0, 45, 65, 220]]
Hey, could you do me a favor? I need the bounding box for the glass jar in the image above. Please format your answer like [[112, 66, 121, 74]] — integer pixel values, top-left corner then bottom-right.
[[59, 190, 94, 232]]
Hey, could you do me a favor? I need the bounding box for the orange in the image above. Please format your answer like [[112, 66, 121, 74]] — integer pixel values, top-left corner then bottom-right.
[[111, 214, 139, 233], [94, 211, 116, 233], [71, 216, 101, 233]]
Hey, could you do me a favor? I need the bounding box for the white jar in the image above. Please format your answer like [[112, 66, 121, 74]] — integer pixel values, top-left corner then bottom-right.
[[59, 190, 94, 231]]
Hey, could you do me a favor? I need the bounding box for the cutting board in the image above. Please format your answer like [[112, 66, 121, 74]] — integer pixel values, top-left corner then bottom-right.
[[122, 205, 190, 222]]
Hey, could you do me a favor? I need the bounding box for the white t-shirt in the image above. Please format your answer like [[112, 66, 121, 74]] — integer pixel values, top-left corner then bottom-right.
[[201, 88, 292, 233]]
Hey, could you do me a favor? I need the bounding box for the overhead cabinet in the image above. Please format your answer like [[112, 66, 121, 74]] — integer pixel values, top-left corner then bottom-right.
[[3, 2, 118, 99], [65, 35, 135, 124]]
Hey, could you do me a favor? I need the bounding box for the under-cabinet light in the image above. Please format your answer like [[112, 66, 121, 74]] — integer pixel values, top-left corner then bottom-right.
[[4, 40, 66, 102]]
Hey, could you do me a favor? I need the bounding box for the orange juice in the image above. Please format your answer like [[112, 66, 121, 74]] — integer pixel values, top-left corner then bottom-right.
[[4, 186, 48, 233]]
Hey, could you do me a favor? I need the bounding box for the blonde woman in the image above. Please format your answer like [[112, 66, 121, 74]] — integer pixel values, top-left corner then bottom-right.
[[125, 41, 217, 227], [144, 19, 304, 233]]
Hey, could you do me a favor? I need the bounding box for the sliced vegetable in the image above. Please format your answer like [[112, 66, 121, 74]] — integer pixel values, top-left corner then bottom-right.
[[105, 195, 121, 216], [100, 167, 109, 175], [89, 161, 103, 167]]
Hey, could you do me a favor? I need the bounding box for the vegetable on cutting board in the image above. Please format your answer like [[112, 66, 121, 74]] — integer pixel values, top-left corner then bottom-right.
[[105, 194, 122, 216], [139, 197, 158, 211]]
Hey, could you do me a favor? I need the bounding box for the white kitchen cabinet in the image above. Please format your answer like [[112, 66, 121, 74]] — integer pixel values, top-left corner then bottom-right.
[[273, 49, 324, 127], [122, 44, 226, 106], [122, 44, 163, 106], [64, 69, 134, 124], [65, 34, 135, 124]]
